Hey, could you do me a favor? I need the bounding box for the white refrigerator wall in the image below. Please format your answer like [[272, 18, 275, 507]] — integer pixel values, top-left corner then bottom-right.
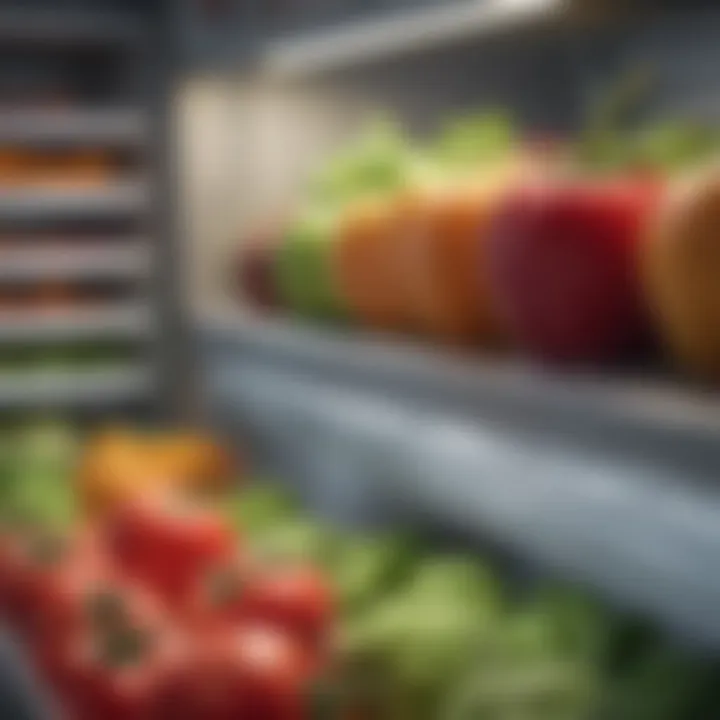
[[178, 34, 581, 309]]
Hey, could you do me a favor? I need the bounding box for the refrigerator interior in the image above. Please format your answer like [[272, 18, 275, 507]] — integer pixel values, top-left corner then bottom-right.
[[4, 1, 720, 717]]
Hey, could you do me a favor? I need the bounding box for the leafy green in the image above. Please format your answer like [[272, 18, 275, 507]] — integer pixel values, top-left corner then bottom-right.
[[328, 532, 419, 613], [251, 517, 336, 567], [440, 653, 597, 720], [530, 585, 613, 661], [576, 66, 656, 172], [433, 110, 517, 173], [341, 554, 505, 719], [575, 68, 720, 174], [633, 121, 720, 171], [0, 421, 79, 530], [308, 117, 416, 208], [223, 481, 299, 536]]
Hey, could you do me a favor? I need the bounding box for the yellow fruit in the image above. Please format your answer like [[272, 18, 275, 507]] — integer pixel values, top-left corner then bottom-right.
[[644, 167, 720, 379], [76, 429, 235, 517], [152, 433, 235, 495], [76, 428, 154, 515]]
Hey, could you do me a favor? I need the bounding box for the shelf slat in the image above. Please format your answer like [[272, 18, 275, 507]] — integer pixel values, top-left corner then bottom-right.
[[0, 242, 151, 282], [199, 311, 720, 455], [0, 181, 149, 221], [0, 304, 153, 343], [0, 365, 152, 409], [0, 109, 147, 147]]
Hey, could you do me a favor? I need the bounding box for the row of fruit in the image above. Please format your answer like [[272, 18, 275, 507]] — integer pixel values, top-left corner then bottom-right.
[[235, 97, 720, 380], [0, 422, 719, 718]]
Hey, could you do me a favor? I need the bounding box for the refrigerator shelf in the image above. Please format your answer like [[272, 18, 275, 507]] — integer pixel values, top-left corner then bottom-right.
[[199, 311, 720, 464], [199, 310, 720, 647]]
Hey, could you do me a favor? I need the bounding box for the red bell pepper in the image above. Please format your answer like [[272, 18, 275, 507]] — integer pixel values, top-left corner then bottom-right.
[[103, 494, 236, 604]]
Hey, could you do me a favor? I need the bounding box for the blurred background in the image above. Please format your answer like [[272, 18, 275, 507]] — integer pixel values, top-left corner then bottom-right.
[[5, 0, 720, 718]]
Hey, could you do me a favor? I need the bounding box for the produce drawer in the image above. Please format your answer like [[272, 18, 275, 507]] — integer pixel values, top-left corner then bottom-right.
[[3, 417, 720, 720]]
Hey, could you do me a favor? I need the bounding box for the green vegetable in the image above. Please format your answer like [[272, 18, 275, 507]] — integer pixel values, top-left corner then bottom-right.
[[223, 482, 299, 536], [633, 121, 720, 171], [433, 109, 517, 173], [531, 585, 613, 661], [7, 471, 76, 531], [575, 67, 720, 175], [405, 556, 501, 608], [0, 454, 714, 720], [441, 653, 597, 720], [0, 421, 78, 529], [576, 65, 656, 172], [275, 207, 346, 321], [252, 517, 336, 567], [342, 555, 504, 719], [328, 532, 418, 613], [308, 118, 415, 207]]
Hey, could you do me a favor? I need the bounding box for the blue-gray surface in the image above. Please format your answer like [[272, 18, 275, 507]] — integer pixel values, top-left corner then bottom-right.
[[198, 313, 720, 650], [0, 633, 51, 720]]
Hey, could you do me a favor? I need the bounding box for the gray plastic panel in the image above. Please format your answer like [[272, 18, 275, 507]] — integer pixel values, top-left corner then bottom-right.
[[198, 312, 720, 647]]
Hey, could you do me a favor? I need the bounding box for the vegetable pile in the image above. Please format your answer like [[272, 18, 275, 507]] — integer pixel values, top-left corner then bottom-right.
[[234, 85, 720, 382], [0, 423, 719, 719]]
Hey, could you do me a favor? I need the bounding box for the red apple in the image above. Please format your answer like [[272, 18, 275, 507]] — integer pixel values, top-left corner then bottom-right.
[[486, 175, 662, 365]]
